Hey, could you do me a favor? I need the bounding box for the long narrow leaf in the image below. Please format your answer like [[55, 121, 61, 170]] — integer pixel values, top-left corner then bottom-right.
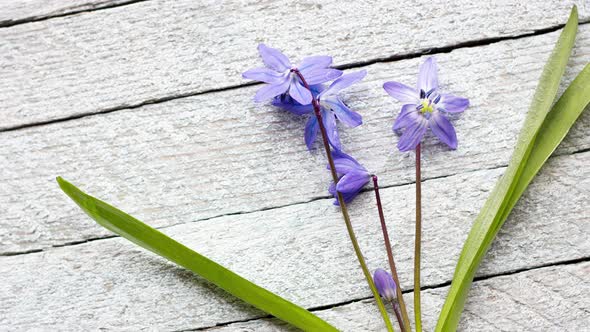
[[505, 63, 590, 214], [57, 177, 338, 332], [436, 7, 578, 331]]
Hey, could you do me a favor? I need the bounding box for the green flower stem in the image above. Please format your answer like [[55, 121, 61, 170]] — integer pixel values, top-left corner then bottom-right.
[[292, 69, 394, 332], [414, 144, 423, 332]]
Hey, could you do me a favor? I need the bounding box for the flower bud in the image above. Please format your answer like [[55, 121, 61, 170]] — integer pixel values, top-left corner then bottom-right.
[[373, 268, 397, 301]]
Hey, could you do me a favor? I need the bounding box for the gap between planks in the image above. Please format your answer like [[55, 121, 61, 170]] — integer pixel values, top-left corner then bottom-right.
[[1, 147, 588, 258], [179, 256, 590, 332], [1, 20, 589, 134], [0, 0, 150, 28]]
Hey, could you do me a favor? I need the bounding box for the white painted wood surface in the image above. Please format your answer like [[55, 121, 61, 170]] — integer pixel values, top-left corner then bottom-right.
[[0, 1, 589, 331], [1, 151, 588, 330], [0, 0, 588, 129], [208, 261, 590, 331], [0, 0, 135, 26], [1, 26, 589, 255]]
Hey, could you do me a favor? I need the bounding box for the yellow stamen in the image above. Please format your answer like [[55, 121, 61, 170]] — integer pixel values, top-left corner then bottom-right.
[[420, 100, 434, 113]]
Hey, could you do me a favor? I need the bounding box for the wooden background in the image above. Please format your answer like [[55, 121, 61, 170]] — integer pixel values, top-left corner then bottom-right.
[[1, 1, 589, 331]]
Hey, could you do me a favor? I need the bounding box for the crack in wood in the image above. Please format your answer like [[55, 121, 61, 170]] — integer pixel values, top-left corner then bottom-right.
[[182, 256, 590, 331], [0, 0, 150, 28], [1, 21, 588, 134], [1, 147, 585, 258]]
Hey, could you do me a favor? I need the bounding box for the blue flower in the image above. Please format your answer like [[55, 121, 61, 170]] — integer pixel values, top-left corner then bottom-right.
[[242, 44, 342, 105], [273, 71, 366, 151], [373, 268, 397, 301], [271, 84, 323, 116], [327, 150, 371, 205], [383, 57, 469, 152]]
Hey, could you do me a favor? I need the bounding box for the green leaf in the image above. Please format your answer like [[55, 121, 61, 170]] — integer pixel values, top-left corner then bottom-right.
[[57, 177, 338, 332], [504, 63, 590, 215], [436, 6, 580, 331]]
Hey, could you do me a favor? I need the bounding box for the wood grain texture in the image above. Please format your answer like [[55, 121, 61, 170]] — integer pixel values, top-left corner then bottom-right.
[[2, 26, 590, 254], [207, 261, 590, 331], [0, 0, 136, 27], [0, 0, 588, 129], [1, 151, 588, 330]]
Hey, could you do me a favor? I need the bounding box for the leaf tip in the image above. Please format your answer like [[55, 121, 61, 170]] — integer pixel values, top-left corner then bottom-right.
[[570, 5, 578, 24], [56, 176, 71, 192], [56, 177, 86, 204]]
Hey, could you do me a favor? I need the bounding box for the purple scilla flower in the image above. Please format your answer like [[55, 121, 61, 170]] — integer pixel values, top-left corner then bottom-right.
[[373, 268, 397, 302], [242, 44, 342, 105], [271, 84, 323, 116], [273, 71, 366, 151], [327, 150, 371, 205], [383, 57, 469, 152]]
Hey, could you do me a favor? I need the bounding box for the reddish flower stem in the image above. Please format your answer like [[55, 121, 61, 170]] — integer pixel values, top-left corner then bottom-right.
[[291, 69, 394, 332], [392, 302, 405, 332], [414, 144, 422, 332], [372, 175, 410, 332]]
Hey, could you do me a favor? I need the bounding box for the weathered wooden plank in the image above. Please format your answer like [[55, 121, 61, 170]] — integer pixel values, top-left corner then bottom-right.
[[2, 26, 590, 254], [0, 0, 587, 129], [208, 261, 590, 331], [0, 0, 135, 27], [1, 151, 588, 330]]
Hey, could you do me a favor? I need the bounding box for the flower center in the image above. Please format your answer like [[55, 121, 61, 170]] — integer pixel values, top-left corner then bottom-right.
[[419, 100, 434, 113], [417, 88, 441, 115]]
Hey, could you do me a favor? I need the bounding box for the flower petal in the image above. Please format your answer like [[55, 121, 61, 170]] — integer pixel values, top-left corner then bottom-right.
[[393, 104, 419, 130], [417, 57, 438, 92], [336, 171, 370, 193], [304, 115, 319, 150], [329, 181, 363, 205], [322, 111, 342, 151], [397, 117, 428, 152], [330, 150, 365, 174], [300, 68, 343, 85], [272, 97, 314, 115], [298, 56, 333, 71], [334, 189, 363, 205], [321, 70, 367, 97], [373, 269, 397, 301], [289, 80, 313, 105], [328, 182, 337, 196], [340, 189, 362, 203], [257, 44, 290, 72], [439, 94, 469, 113], [254, 78, 290, 102], [383, 81, 420, 103], [309, 84, 326, 95], [326, 99, 362, 128], [242, 67, 284, 83], [429, 111, 458, 149]]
